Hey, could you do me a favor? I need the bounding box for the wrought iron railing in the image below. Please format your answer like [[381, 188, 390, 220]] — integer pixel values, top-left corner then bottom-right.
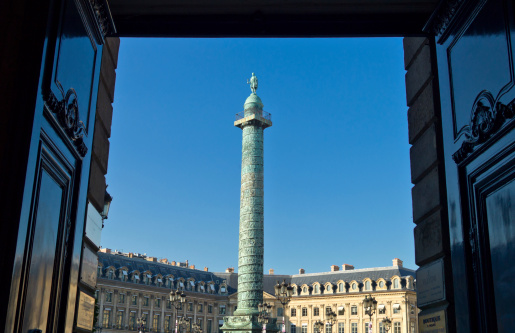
[[235, 110, 272, 122]]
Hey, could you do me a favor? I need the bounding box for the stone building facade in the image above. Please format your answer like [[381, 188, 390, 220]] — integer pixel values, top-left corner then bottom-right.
[[97, 252, 416, 333]]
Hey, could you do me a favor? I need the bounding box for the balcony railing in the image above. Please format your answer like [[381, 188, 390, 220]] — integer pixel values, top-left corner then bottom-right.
[[235, 110, 272, 122]]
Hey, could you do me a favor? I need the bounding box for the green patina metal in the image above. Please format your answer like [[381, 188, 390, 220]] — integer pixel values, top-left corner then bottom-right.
[[221, 74, 277, 333]]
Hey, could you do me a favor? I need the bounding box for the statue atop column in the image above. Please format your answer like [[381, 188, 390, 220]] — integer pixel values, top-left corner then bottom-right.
[[247, 73, 258, 93]]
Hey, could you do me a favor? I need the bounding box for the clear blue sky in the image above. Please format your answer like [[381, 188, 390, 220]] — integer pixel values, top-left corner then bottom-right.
[[102, 38, 415, 275]]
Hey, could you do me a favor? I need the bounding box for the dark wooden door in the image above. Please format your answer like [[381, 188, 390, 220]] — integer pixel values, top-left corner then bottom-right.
[[5, 0, 112, 332], [434, 0, 515, 331]]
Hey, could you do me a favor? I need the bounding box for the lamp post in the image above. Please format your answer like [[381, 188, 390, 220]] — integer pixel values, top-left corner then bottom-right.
[[257, 302, 273, 330], [170, 288, 187, 333], [101, 190, 112, 228], [363, 295, 377, 333], [137, 316, 147, 333], [274, 280, 294, 333], [192, 319, 203, 333], [314, 320, 324, 333], [325, 308, 337, 333], [381, 317, 392, 333]]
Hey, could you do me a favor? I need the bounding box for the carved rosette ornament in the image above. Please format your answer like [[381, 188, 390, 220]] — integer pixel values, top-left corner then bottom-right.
[[44, 83, 88, 157], [452, 91, 514, 164]]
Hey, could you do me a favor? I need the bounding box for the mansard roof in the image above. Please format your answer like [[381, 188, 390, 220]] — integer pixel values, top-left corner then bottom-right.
[[290, 266, 415, 286], [98, 252, 235, 293]]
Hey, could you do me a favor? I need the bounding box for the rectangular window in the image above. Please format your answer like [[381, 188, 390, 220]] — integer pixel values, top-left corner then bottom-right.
[[132, 295, 138, 305], [116, 311, 124, 329], [129, 312, 136, 330], [338, 306, 344, 316], [314, 307, 319, 316], [102, 309, 111, 328], [393, 304, 401, 314], [105, 292, 112, 303], [301, 324, 307, 333], [144, 296, 149, 306], [155, 298, 161, 308], [208, 319, 213, 333], [167, 300, 172, 309], [411, 322, 415, 333], [325, 323, 331, 333], [220, 305, 226, 314], [351, 323, 357, 333], [338, 323, 344, 333], [364, 322, 369, 333], [165, 316, 172, 331], [278, 307, 283, 317], [394, 322, 401, 333], [378, 305, 385, 315], [379, 323, 385, 333], [302, 308, 307, 316], [188, 303, 194, 311], [291, 324, 296, 333], [198, 304, 203, 312], [351, 306, 357, 315], [326, 307, 332, 315], [142, 313, 148, 328], [154, 314, 160, 330], [119, 293, 125, 304], [208, 305, 213, 313], [291, 308, 296, 317]]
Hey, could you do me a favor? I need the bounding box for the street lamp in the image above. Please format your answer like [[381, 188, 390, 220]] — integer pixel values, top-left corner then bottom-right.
[[192, 319, 203, 333], [381, 317, 392, 332], [325, 308, 337, 332], [170, 288, 187, 333], [314, 320, 324, 333], [363, 295, 377, 333], [258, 302, 273, 326], [363, 295, 377, 320], [178, 317, 192, 333], [137, 316, 147, 333], [274, 280, 294, 333], [101, 190, 113, 228]]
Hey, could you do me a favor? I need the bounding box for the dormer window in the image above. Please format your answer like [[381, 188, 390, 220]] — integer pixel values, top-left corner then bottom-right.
[[352, 283, 357, 290], [338, 283, 344, 292], [209, 284, 215, 293], [179, 281, 185, 289], [220, 286, 226, 293], [393, 279, 399, 289], [189, 280, 195, 290], [108, 269, 114, 279], [121, 270, 128, 281], [200, 284, 205, 292], [134, 274, 140, 283], [365, 281, 371, 291], [97, 266, 102, 277], [314, 285, 319, 293]]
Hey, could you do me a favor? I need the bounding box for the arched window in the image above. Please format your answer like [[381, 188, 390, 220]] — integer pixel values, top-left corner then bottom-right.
[[365, 280, 371, 290], [303, 287, 307, 293], [352, 283, 357, 290], [314, 285, 319, 293], [379, 280, 385, 288], [338, 283, 344, 292]]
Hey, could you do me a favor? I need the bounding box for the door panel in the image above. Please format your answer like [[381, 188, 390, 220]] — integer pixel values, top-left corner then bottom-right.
[[21, 139, 73, 333], [5, 0, 113, 331], [435, 0, 515, 331], [486, 176, 515, 330]]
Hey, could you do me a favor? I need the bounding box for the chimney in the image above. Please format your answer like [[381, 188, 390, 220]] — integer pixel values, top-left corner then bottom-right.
[[342, 264, 354, 271], [128, 252, 134, 258], [204, 267, 209, 272], [226, 267, 235, 273], [299, 268, 305, 274], [171, 261, 176, 266], [185, 260, 189, 266], [159, 258, 168, 264], [393, 258, 403, 267], [330, 265, 339, 272], [99, 248, 112, 254], [146, 256, 157, 262], [269, 269, 274, 275], [189, 265, 195, 269]]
